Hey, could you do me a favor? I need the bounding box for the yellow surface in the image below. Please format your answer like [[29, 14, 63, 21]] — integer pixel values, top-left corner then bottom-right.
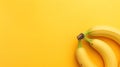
[[0, 0, 120, 67]]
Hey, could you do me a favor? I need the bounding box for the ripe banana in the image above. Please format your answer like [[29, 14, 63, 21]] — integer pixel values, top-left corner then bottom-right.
[[84, 37, 118, 67], [86, 26, 120, 45], [76, 40, 97, 67]]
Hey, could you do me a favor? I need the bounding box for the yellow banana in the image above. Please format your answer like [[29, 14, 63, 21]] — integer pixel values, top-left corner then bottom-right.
[[85, 37, 118, 67], [76, 34, 96, 67], [86, 26, 120, 45], [76, 40, 97, 67], [85, 26, 120, 66]]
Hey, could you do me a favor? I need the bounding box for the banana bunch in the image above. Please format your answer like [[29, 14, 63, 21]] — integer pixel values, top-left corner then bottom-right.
[[76, 26, 120, 67]]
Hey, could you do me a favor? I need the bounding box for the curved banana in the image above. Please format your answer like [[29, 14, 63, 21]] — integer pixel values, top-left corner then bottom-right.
[[85, 37, 118, 67], [86, 26, 120, 45], [76, 40, 96, 67]]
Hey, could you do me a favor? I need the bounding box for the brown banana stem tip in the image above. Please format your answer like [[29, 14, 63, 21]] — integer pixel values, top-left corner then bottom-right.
[[77, 33, 85, 40]]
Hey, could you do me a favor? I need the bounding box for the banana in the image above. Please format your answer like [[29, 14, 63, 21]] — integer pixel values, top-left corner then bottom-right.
[[76, 33, 96, 67], [84, 37, 118, 67], [76, 40, 97, 67], [86, 26, 120, 45], [85, 26, 120, 66]]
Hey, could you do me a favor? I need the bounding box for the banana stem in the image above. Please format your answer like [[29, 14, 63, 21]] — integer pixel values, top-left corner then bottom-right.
[[78, 40, 82, 48], [77, 33, 85, 48], [84, 31, 90, 36], [77, 32, 93, 47], [84, 37, 93, 45]]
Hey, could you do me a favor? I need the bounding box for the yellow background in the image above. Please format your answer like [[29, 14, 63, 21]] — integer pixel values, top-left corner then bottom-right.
[[0, 0, 120, 67]]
